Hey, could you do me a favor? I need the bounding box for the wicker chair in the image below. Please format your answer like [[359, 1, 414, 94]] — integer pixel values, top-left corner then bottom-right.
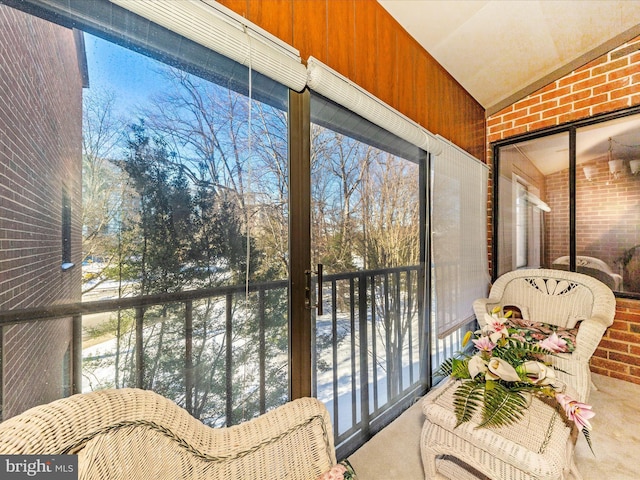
[[421, 378, 581, 480], [472, 268, 616, 402], [0, 388, 336, 480]]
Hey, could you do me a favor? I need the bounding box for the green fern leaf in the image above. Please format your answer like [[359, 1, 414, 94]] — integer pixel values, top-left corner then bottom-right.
[[478, 383, 528, 428], [451, 358, 471, 379], [493, 339, 553, 369], [435, 358, 455, 377], [583, 427, 595, 456], [452, 381, 484, 426]]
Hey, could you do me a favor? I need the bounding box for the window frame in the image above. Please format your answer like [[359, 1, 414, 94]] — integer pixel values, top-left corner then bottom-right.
[[491, 104, 640, 299]]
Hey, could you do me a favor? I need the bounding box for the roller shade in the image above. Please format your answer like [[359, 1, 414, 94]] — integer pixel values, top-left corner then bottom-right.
[[431, 136, 490, 338], [306, 57, 442, 154], [110, 0, 307, 92]]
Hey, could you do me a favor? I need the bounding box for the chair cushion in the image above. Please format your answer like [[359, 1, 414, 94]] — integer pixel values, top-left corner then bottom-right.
[[506, 317, 579, 353]]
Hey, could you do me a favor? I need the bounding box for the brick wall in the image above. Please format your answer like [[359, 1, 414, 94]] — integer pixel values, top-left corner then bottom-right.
[[487, 36, 640, 386], [0, 5, 83, 418]]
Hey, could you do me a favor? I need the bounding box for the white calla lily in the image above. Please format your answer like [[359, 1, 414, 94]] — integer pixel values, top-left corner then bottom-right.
[[521, 361, 557, 385], [467, 355, 488, 378], [486, 357, 521, 382]]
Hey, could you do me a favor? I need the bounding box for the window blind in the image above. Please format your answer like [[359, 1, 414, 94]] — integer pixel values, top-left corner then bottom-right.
[[109, 0, 308, 92], [306, 57, 442, 154], [431, 137, 490, 338]]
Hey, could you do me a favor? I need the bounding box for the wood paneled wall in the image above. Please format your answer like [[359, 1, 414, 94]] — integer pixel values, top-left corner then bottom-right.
[[218, 0, 486, 162]]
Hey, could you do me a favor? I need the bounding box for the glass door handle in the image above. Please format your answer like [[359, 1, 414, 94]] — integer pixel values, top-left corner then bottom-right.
[[304, 263, 323, 315], [316, 263, 323, 316]]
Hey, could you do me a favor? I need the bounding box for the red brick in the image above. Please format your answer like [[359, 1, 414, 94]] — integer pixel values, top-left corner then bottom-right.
[[513, 96, 541, 111], [576, 55, 608, 72], [594, 77, 630, 95], [500, 125, 528, 138], [542, 86, 571, 101], [494, 105, 514, 117], [572, 74, 607, 92], [503, 108, 531, 122], [558, 69, 591, 87], [610, 371, 640, 386], [609, 352, 640, 367], [541, 104, 572, 119], [609, 330, 640, 344], [592, 98, 632, 115], [574, 93, 608, 110], [559, 89, 591, 105], [611, 83, 640, 100], [609, 64, 640, 82], [598, 338, 629, 352], [536, 82, 558, 95], [557, 108, 591, 124], [487, 116, 503, 128], [528, 118, 558, 132], [592, 57, 629, 76], [514, 112, 542, 126], [591, 356, 629, 374], [529, 99, 558, 114], [589, 365, 608, 376], [609, 317, 629, 332]]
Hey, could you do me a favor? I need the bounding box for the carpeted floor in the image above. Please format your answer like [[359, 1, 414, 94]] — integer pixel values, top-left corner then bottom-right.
[[348, 373, 640, 479]]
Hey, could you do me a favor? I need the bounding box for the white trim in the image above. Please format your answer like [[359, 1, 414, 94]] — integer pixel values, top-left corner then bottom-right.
[[109, 0, 308, 91], [306, 57, 442, 153]]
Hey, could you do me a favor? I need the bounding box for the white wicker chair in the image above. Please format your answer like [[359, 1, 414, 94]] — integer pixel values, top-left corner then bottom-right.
[[472, 268, 616, 402], [0, 388, 336, 480]]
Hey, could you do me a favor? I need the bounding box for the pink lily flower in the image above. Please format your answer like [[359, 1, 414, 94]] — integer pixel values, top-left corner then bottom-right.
[[556, 393, 595, 430], [316, 464, 347, 480], [472, 336, 495, 352], [539, 332, 568, 353]]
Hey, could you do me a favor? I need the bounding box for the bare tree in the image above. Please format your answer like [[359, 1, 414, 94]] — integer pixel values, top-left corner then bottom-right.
[[81, 89, 129, 294]]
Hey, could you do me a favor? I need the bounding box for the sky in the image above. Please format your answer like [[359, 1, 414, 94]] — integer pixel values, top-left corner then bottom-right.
[[83, 32, 170, 116]]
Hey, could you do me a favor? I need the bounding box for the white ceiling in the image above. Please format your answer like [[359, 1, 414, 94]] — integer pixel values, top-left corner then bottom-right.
[[378, 0, 640, 114], [378, 0, 640, 173]]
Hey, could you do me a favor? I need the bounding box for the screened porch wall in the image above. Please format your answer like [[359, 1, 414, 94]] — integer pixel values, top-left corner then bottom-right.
[[217, 0, 486, 162], [487, 34, 640, 387]]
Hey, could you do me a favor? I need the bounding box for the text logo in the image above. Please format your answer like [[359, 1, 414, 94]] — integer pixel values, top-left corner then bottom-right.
[[0, 456, 77, 479]]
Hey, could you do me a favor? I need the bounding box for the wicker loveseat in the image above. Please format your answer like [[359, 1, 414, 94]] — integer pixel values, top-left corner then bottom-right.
[[472, 268, 616, 402], [0, 388, 337, 480]]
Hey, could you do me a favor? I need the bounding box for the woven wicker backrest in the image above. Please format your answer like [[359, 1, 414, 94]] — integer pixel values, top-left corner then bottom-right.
[[482, 268, 615, 328], [0, 388, 336, 480]]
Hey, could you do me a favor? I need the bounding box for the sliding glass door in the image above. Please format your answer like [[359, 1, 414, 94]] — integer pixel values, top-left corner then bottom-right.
[[309, 94, 425, 456]]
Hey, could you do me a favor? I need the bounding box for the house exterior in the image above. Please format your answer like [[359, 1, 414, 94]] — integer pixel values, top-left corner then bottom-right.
[[0, 5, 85, 418]]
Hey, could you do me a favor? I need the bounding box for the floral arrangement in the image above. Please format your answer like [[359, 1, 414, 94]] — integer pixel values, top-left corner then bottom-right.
[[316, 460, 357, 480], [438, 307, 595, 452]]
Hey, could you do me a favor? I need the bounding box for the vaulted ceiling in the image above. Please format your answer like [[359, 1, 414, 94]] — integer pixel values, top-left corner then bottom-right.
[[378, 0, 640, 115]]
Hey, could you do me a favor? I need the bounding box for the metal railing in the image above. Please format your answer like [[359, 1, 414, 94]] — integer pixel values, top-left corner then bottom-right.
[[0, 265, 429, 456], [312, 265, 428, 457]]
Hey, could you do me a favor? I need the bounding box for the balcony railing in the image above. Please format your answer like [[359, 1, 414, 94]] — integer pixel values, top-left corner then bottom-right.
[[0, 265, 429, 457]]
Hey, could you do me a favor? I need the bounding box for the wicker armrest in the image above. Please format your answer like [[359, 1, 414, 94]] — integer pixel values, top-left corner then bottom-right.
[[0, 389, 336, 480]]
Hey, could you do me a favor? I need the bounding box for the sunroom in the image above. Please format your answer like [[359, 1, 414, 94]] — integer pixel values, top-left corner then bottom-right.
[[0, 1, 639, 479]]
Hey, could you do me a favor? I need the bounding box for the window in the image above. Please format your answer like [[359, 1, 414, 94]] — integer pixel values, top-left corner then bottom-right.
[[1, 0, 291, 424], [61, 187, 73, 269], [515, 180, 528, 268], [494, 108, 640, 297], [309, 93, 425, 455]]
